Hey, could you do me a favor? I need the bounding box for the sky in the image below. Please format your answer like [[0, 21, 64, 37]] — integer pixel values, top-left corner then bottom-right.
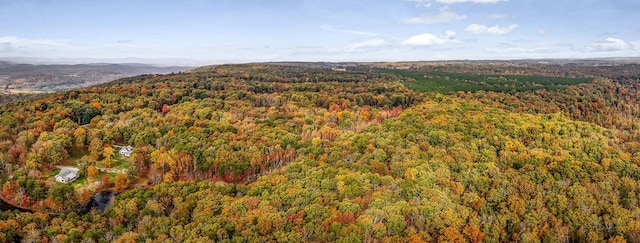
[[0, 0, 639, 64]]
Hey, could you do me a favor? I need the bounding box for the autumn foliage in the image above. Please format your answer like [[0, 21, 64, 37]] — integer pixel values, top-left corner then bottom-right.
[[1, 62, 640, 242]]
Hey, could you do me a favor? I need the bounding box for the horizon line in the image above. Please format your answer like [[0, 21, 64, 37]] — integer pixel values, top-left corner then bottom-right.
[[2, 55, 640, 67]]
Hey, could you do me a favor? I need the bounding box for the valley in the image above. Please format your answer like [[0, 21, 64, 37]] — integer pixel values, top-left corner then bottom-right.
[[0, 61, 190, 93]]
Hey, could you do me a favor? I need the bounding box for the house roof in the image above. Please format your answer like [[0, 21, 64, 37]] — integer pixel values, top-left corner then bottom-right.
[[120, 145, 133, 152], [56, 168, 78, 179]]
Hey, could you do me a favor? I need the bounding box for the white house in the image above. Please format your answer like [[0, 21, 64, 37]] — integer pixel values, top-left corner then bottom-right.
[[55, 168, 79, 183], [119, 145, 134, 157]]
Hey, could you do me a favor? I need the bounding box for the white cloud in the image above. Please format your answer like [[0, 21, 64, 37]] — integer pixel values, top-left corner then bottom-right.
[[488, 14, 509, 19], [402, 31, 459, 46], [320, 25, 377, 37], [438, 0, 508, 3], [443, 30, 457, 39], [465, 24, 519, 35], [104, 41, 158, 49], [0, 36, 86, 57], [402, 6, 467, 24], [408, 0, 432, 7], [347, 39, 387, 51], [486, 46, 551, 54], [0, 36, 68, 48], [587, 38, 634, 52], [538, 29, 551, 36], [408, 0, 507, 6]]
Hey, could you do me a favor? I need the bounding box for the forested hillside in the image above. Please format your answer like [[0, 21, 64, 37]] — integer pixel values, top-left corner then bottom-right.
[[1, 62, 640, 242]]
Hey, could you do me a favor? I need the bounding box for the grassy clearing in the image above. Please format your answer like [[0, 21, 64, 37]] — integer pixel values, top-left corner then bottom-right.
[[95, 156, 129, 170], [71, 176, 88, 186], [112, 156, 129, 170], [45, 169, 59, 178]]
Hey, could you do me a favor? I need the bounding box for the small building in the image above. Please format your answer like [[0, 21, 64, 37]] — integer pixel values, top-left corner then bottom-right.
[[119, 145, 133, 157], [55, 168, 79, 183]]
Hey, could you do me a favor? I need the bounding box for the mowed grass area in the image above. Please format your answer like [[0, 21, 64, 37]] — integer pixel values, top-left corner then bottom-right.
[[71, 176, 88, 186], [96, 156, 129, 170], [66, 150, 129, 170], [70, 171, 118, 190], [374, 68, 592, 93]]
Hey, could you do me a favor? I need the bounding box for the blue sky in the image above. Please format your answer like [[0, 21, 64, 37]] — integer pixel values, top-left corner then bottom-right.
[[1, 0, 639, 64]]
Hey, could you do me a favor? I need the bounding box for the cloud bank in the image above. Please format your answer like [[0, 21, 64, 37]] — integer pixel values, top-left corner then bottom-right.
[[587, 38, 633, 52], [403, 31, 459, 46], [402, 7, 467, 24], [320, 25, 378, 37], [465, 24, 519, 35], [409, 0, 508, 7]]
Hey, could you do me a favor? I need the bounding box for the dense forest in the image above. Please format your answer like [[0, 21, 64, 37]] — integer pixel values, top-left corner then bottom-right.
[[1, 62, 640, 242]]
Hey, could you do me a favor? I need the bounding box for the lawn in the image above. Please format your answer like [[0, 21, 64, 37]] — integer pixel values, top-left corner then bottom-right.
[[71, 176, 88, 186], [96, 156, 129, 170], [45, 169, 59, 178], [112, 156, 130, 170], [61, 150, 89, 167]]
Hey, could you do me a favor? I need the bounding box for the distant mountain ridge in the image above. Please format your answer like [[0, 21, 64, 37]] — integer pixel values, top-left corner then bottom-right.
[[0, 61, 191, 92]]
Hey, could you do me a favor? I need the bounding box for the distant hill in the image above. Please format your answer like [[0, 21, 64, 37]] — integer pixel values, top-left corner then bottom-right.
[[0, 61, 190, 92]]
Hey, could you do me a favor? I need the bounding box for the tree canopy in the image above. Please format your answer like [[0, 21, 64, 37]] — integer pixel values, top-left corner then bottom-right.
[[1, 62, 640, 242]]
